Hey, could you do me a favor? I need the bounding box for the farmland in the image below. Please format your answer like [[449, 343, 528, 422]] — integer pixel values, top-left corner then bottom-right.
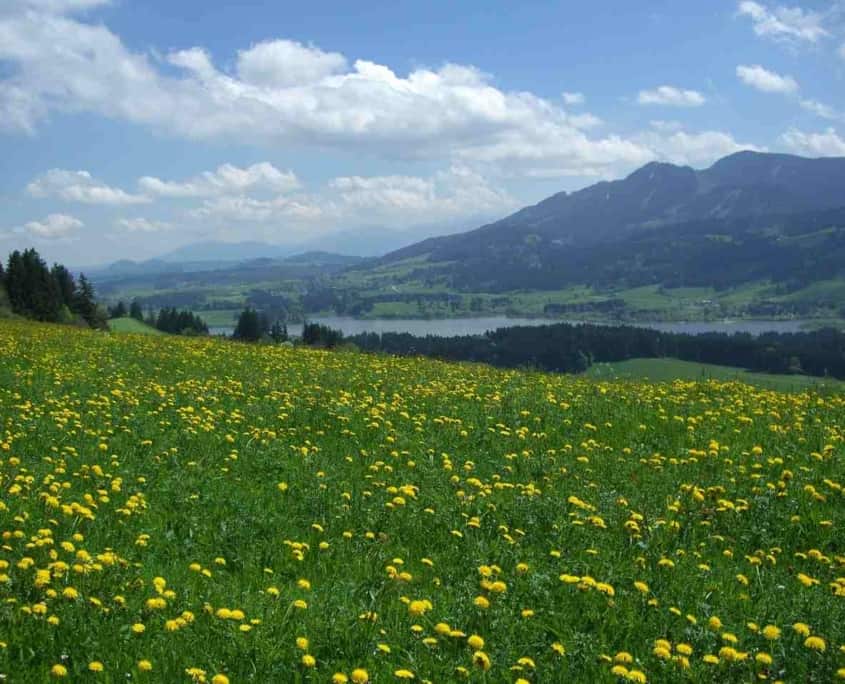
[[0, 320, 843, 682]]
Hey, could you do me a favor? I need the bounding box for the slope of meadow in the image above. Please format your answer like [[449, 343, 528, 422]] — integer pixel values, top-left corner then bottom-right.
[[0, 321, 843, 682]]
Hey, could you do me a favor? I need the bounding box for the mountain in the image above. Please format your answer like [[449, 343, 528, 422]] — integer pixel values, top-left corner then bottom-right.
[[158, 241, 293, 262], [385, 152, 845, 261], [367, 151, 845, 292]]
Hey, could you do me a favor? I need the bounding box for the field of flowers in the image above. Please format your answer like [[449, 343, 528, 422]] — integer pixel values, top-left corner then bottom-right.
[[0, 320, 843, 682]]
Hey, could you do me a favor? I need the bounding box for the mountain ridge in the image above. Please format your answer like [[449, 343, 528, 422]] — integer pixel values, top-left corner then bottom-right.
[[380, 151, 845, 265]]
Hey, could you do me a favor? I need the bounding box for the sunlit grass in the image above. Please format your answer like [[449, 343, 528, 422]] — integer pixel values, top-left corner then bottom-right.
[[0, 320, 842, 682]]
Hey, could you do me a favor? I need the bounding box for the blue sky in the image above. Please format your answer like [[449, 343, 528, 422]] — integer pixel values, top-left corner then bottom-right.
[[1, 0, 844, 265]]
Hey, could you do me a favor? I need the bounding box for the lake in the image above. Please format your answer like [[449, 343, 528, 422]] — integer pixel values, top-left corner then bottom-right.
[[209, 316, 815, 338]]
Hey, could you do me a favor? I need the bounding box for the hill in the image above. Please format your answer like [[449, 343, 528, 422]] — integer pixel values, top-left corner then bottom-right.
[[585, 357, 842, 391], [1, 319, 842, 681], [354, 152, 845, 296]]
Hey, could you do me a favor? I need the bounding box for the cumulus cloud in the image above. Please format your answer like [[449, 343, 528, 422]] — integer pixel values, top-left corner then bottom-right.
[[236, 40, 347, 87], [139, 163, 300, 198], [637, 86, 706, 107], [780, 127, 845, 156], [635, 129, 764, 166], [22, 213, 83, 238], [736, 64, 798, 93], [561, 91, 585, 105], [799, 98, 839, 120], [117, 218, 172, 233], [0, 2, 723, 180], [27, 169, 149, 205], [737, 1, 829, 44], [329, 166, 516, 222]]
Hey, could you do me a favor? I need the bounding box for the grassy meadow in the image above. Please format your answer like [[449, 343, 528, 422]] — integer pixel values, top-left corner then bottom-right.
[[585, 358, 844, 392], [0, 320, 843, 682], [107, 317, 164, 336]]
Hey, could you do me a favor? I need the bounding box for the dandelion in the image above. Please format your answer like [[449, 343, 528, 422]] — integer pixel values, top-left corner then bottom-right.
[[472, 650, 491, 671], [88, 661, 104, 672], [762, 624, 781, 640], [804, 636, 826, 652], [350, 669, 369, 683], [50, 664, 68, 678]]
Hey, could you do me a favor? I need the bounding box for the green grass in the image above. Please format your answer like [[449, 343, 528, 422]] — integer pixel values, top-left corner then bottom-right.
[[585, 357, 843, 391], [108, 316, 164, 335], [0, 320, 843, 682]]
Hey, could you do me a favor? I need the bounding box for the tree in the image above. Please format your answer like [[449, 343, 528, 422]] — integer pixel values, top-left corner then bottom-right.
[[129, 300, 144, 321], [301, 321, 343, 348], [51, 264, 77, 309], [5, 251, 26, 315], [11, 249, 62, 321], [73, 274, 102, 328], [109, 301, 128, 319], [232, 307, 265, 342], [270, 320, 288, 343]]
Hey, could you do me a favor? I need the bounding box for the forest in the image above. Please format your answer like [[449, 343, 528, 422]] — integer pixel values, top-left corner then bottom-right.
[[349, 323, 845, 379]]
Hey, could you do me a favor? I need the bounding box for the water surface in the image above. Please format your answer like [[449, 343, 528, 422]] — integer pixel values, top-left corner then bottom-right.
[[210, 316, 814, 338]]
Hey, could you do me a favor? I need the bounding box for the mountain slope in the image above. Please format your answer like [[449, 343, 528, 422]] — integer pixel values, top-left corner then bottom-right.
[[367, 151, 845, 292], [383, 151, 845, 262]]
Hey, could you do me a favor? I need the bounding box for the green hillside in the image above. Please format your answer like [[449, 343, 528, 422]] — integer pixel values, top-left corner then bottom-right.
[[0, 319, 842, 681], [586, 357, 842, 391], [108, 316, 164, 335]]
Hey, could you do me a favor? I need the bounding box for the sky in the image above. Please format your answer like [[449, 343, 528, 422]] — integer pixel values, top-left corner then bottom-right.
[[1, 0, 845, 265]]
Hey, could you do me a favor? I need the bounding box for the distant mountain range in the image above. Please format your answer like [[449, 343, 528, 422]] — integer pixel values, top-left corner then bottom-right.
[[367, 151, 845, 292]]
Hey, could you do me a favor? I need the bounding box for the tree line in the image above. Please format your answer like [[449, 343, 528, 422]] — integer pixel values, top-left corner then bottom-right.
[[0, 248, 105, 328], [348, 323, 845, 379]]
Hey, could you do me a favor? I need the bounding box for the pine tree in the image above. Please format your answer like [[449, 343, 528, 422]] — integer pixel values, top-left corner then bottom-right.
[[233, 308, 262, 342], [20, 249, 61, 321], [51, 264, 77, 309], [130, 300, 144, 321], [73, 274, 99, 327]]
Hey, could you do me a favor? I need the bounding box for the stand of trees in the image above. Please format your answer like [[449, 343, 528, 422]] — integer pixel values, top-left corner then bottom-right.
[[108, 300, 145, 321], [349, 323, 845, 379], [232, 307, 289, 343], [154, 308, 208, 335], [301, 321, 343, 348], [0, 248, 106, 328]]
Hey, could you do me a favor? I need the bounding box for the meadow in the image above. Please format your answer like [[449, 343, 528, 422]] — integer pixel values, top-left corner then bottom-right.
[[0, 320, 843, 682]]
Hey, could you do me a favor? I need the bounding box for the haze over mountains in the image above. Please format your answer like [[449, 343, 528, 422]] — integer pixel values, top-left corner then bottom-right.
[[91, 151, 845, 311]]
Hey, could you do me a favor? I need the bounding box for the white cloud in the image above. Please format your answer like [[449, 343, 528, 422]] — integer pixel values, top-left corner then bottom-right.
[[329, 165, 516, 222], [636, 129, 764, 166], [736, 64, 798, 93], [117, 218, 172, 233], [799, 98, 839, 120], [637, 86, 706, 107], [236, 40, 347, 88], [139, 163, 300, 198], [649, 120, 684, 133], [23, 213, 83, 238], [839, 42, 845, 60], [188, 166, 515, 233], [27, 169, 149, 205], [189, 195, 323, 224], [562, 91, 585, 105], [737, 1, 829, 44], [780, 127, 845, 156], [0, 3, 707, 180]]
